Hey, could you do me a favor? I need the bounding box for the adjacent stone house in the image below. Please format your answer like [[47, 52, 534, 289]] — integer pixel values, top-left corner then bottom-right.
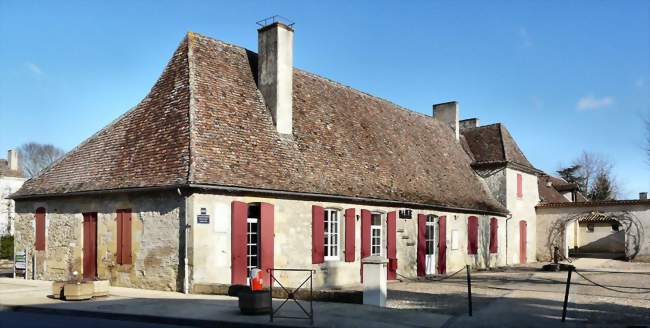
[[1, 149, 26, 236], [454, 120, 541, 265], [11, 22, 524, 292]]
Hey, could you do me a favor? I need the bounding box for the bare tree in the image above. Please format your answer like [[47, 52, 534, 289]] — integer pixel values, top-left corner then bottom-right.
[[572, 151, 620, 199], [17, 142, 65, 178]]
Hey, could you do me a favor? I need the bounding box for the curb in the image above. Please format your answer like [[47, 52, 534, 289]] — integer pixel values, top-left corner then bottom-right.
[[3, 305, 301, 328]]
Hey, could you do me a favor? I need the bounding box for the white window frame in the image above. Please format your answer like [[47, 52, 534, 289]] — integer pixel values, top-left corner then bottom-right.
[[370, 213, 383, 257], [324, 209, 340, 261], [246, 217, 259, 276]]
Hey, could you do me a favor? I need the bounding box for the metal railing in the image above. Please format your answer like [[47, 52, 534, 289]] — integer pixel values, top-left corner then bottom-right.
[[267, 268, 315, 325], [561, 265, 650, 322], [256, 15, 295, 28]]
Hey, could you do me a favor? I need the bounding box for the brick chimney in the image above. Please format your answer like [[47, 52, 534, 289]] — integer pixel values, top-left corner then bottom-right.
[[7, 149, 18, 171], [257, 17, 294, 135], [433, 101, 459, 141]]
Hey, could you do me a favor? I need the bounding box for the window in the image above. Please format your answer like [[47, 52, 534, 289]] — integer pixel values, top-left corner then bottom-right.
[[324, 209, 340, 260], [516, 174, 523, 198], [246, 203, 261, 276], [586, 223, 594, 233], [425, 215, 435, 256], [116, 209, 132, 265], [467, 216, 479, 255], [371, 213, 382, 256], [34, 207, 46, 251]]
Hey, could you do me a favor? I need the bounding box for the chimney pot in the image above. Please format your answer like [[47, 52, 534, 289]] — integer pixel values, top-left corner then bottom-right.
[[640, 192, 648, 200], [433, 101, 459, 141], [7, 149, 18, 171], [257, 19, 294, 135]]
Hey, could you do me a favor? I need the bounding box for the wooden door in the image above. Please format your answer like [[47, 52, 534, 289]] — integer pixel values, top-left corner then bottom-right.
[[83, 213, 97, 280], [519, 220, 527, 264], [437, 216, 447, 274]]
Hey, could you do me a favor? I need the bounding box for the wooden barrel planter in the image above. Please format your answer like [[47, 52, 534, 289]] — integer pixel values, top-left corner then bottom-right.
[[238, 289, 271, 315]]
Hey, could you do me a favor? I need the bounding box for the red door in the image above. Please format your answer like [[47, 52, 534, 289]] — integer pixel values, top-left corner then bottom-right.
[[519, 220, 527, 264], [438, 216, 447, 274], [83, 213, 98, 280], [386, 211, 397, 280]]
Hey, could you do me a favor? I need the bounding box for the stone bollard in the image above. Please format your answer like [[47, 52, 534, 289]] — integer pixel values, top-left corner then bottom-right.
[[362, 256, 388, 307]]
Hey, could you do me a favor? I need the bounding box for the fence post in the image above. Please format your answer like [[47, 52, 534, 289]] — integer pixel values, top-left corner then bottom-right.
[[466, 265, 472, 317], [561, 265, 573, 322], [269, 269, 274, 323]]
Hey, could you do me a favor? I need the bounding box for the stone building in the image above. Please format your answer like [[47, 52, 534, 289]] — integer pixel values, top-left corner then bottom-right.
[[536, 179, 650, 262], [1, 149, 26, 236], [457, 120, 541, 265], [11, 22, 525, 292]]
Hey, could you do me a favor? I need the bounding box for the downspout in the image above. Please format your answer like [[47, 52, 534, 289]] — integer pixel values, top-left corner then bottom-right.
[[180, 188, 191, 294], [505, 216, 509, 266]]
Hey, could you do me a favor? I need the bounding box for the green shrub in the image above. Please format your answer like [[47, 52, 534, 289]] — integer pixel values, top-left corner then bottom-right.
[[0, 235, 14, 259]]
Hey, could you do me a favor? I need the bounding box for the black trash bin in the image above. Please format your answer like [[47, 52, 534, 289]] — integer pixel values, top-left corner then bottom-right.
[[238, 289, 271, 315]]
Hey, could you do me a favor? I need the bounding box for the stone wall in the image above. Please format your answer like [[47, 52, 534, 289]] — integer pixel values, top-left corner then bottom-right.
[[536, 203, 650, 261], [13, 191, 184, 291]]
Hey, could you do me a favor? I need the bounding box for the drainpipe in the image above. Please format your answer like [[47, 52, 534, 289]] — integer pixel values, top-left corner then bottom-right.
[[505, 214, 512, 266], [179, 188, 191, 294]]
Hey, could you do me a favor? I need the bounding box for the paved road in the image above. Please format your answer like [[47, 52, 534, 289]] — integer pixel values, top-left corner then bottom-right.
[[0, 308, 193, 328]]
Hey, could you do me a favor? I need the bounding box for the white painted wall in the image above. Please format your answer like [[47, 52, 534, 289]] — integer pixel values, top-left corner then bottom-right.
[[505, 168, 539, 264], [0, 176, 26, 235], [187, 193, 508, 289]]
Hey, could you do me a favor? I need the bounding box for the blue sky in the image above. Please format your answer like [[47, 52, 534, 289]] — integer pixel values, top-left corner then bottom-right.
[[1, 1, 648, 197]]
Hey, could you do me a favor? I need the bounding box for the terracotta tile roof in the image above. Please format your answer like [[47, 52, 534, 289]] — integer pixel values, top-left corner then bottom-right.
[[536, 199, 650, 208], [461, 123, 537, 171], [12, 33, 506, 214], [0, 159, 24, 178], [537, 174, 588, 204], [538, 175, 571, 203]]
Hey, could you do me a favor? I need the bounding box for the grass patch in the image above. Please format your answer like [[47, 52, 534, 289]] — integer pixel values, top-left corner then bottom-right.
[[0, 235, 14, 259]]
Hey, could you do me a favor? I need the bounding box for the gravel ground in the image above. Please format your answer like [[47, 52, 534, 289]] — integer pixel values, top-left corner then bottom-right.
[[387, 259, 650, 326]]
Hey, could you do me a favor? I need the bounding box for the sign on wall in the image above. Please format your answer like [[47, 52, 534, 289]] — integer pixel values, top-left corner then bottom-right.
[[197, 208, 210, 224]]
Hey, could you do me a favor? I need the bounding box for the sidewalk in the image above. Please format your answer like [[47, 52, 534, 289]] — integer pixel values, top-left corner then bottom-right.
[[0, 278, 451, 327]]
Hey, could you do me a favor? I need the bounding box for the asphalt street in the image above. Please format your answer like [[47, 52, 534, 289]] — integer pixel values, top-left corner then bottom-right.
[[0, 309, 193, 328]]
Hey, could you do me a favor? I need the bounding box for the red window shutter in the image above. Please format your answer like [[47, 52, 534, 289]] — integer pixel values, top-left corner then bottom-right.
[[35, 207, 46, 251], [259, 203, 274, 286], [231, 201, 248, 285], [311, 205, 325, 264], [122, 210, 132, 264], [416, 214, 426, 277], [489, 217, 498, 254], [468, 216, 478, 255], [344, 208, 355, 262], [387, 211, 397, 280], [517, 174, 523, 198], [116, 211, 123, 264], [438, 216, 447, 274], [360, 209, 371, 259]]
